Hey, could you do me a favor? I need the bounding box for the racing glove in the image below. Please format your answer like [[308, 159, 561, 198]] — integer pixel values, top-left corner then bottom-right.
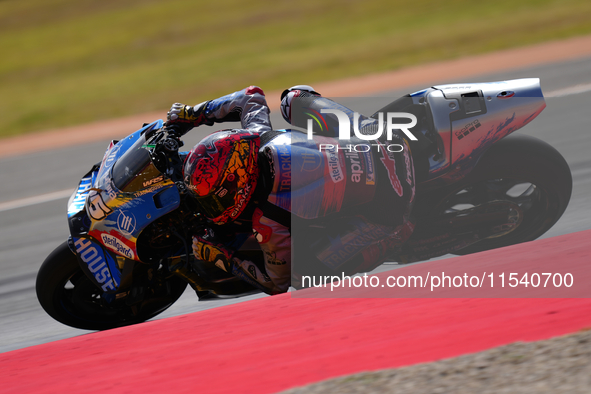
[[167, 101, 213, 127], [192, 229, 234, 273]]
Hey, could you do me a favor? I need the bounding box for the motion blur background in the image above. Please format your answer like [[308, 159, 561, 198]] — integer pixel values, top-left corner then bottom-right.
[[2, 0, 591, 138]]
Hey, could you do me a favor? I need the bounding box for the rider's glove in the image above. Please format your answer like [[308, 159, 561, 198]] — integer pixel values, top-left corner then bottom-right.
[[167, 101, 212, 127], [192, 228, 234, 272]]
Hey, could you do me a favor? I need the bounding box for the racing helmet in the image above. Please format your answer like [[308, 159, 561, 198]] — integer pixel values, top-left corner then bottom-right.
[[183, 130, 260, 225]]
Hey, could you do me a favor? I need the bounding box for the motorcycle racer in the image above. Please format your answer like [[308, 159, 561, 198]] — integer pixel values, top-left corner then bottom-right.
[[166, 85, 415, 294]]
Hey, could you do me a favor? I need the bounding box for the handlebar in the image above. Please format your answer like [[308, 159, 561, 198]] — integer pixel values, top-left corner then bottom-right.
[[146, 123, 188, 185]]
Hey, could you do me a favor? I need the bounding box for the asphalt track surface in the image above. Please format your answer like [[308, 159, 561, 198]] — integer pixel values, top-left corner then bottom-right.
[[1, 54, 591, 355], [2, 230, 591, 394]]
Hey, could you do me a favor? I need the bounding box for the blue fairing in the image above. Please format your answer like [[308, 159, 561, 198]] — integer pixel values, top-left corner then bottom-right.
[[97, 120, 164, 182], [71, 236, 121, 292], [67, 120, 177, 294]]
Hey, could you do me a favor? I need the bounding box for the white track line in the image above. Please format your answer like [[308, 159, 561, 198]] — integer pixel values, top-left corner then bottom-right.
[[546, 82, 591, 97], [0, 189, 73, 212]]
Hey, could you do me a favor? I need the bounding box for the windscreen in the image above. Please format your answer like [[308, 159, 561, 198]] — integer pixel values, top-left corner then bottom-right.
[[112, 135, 162, 193]]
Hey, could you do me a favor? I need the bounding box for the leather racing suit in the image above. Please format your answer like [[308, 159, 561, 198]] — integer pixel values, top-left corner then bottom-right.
[[188, 86, 415, 294]]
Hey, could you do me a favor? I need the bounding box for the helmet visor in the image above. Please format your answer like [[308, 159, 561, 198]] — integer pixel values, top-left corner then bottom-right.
[[193, 189, 237, 220]]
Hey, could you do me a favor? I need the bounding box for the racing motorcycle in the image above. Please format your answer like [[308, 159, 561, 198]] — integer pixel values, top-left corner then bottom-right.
[[36, 78, 572, 330]]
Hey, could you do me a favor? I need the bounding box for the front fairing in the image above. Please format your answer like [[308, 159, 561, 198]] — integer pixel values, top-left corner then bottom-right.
[[67, 120, 183, 293], [67, 169, 123, 294]]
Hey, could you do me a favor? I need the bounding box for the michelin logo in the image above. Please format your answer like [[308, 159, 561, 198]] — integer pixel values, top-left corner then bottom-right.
[[101, 234, 134, 259]]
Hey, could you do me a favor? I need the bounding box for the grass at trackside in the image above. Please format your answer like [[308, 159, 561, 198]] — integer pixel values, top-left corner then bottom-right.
[[1, 0, 591, 137]]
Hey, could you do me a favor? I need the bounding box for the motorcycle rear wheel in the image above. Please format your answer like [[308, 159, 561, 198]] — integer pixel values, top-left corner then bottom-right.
[[36, 241, 188, 330], [429, 134, 572, 255]]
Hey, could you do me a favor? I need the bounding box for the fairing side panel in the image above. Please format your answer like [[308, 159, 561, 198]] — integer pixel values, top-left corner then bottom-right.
[[65, 119, 182, 293], [418, 78, 546, 187]]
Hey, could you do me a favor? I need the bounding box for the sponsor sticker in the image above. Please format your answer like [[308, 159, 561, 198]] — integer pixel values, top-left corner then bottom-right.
[[361, 151, 376, 185], [455, 119, 482, 140], [101, 142, 121, 171], [68, 176, 92, 216], [344, 150, 365, 183], [101, 234, 134, 259], [73, 237, 117, 291], [117, 210, 137, 236], [324, 145, 344, 183], [276, 144, 291, 192], [132, 184, 164, 198], [143, 175, 164, 188], [86, 189, 113, 221], [104, 181, 117, 200], [231, 184, 252, 218], [299, 150, 323, 172]]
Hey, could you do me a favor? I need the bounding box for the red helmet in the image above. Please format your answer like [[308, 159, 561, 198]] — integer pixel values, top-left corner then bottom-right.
[[183, 130, 260, 225]]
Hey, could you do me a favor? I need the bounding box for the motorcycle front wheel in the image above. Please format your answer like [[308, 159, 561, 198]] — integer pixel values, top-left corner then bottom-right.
[[429, 134, 572, 255], [36, 241, 188, 330]]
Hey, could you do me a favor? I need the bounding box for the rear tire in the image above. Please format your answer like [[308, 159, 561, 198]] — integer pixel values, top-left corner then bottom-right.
[[36, 241, 187, 330], [425, 134, 572, 255]]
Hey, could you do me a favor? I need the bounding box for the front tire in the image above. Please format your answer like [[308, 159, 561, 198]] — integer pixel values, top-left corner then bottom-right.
[[36, 241, 188, 330]]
